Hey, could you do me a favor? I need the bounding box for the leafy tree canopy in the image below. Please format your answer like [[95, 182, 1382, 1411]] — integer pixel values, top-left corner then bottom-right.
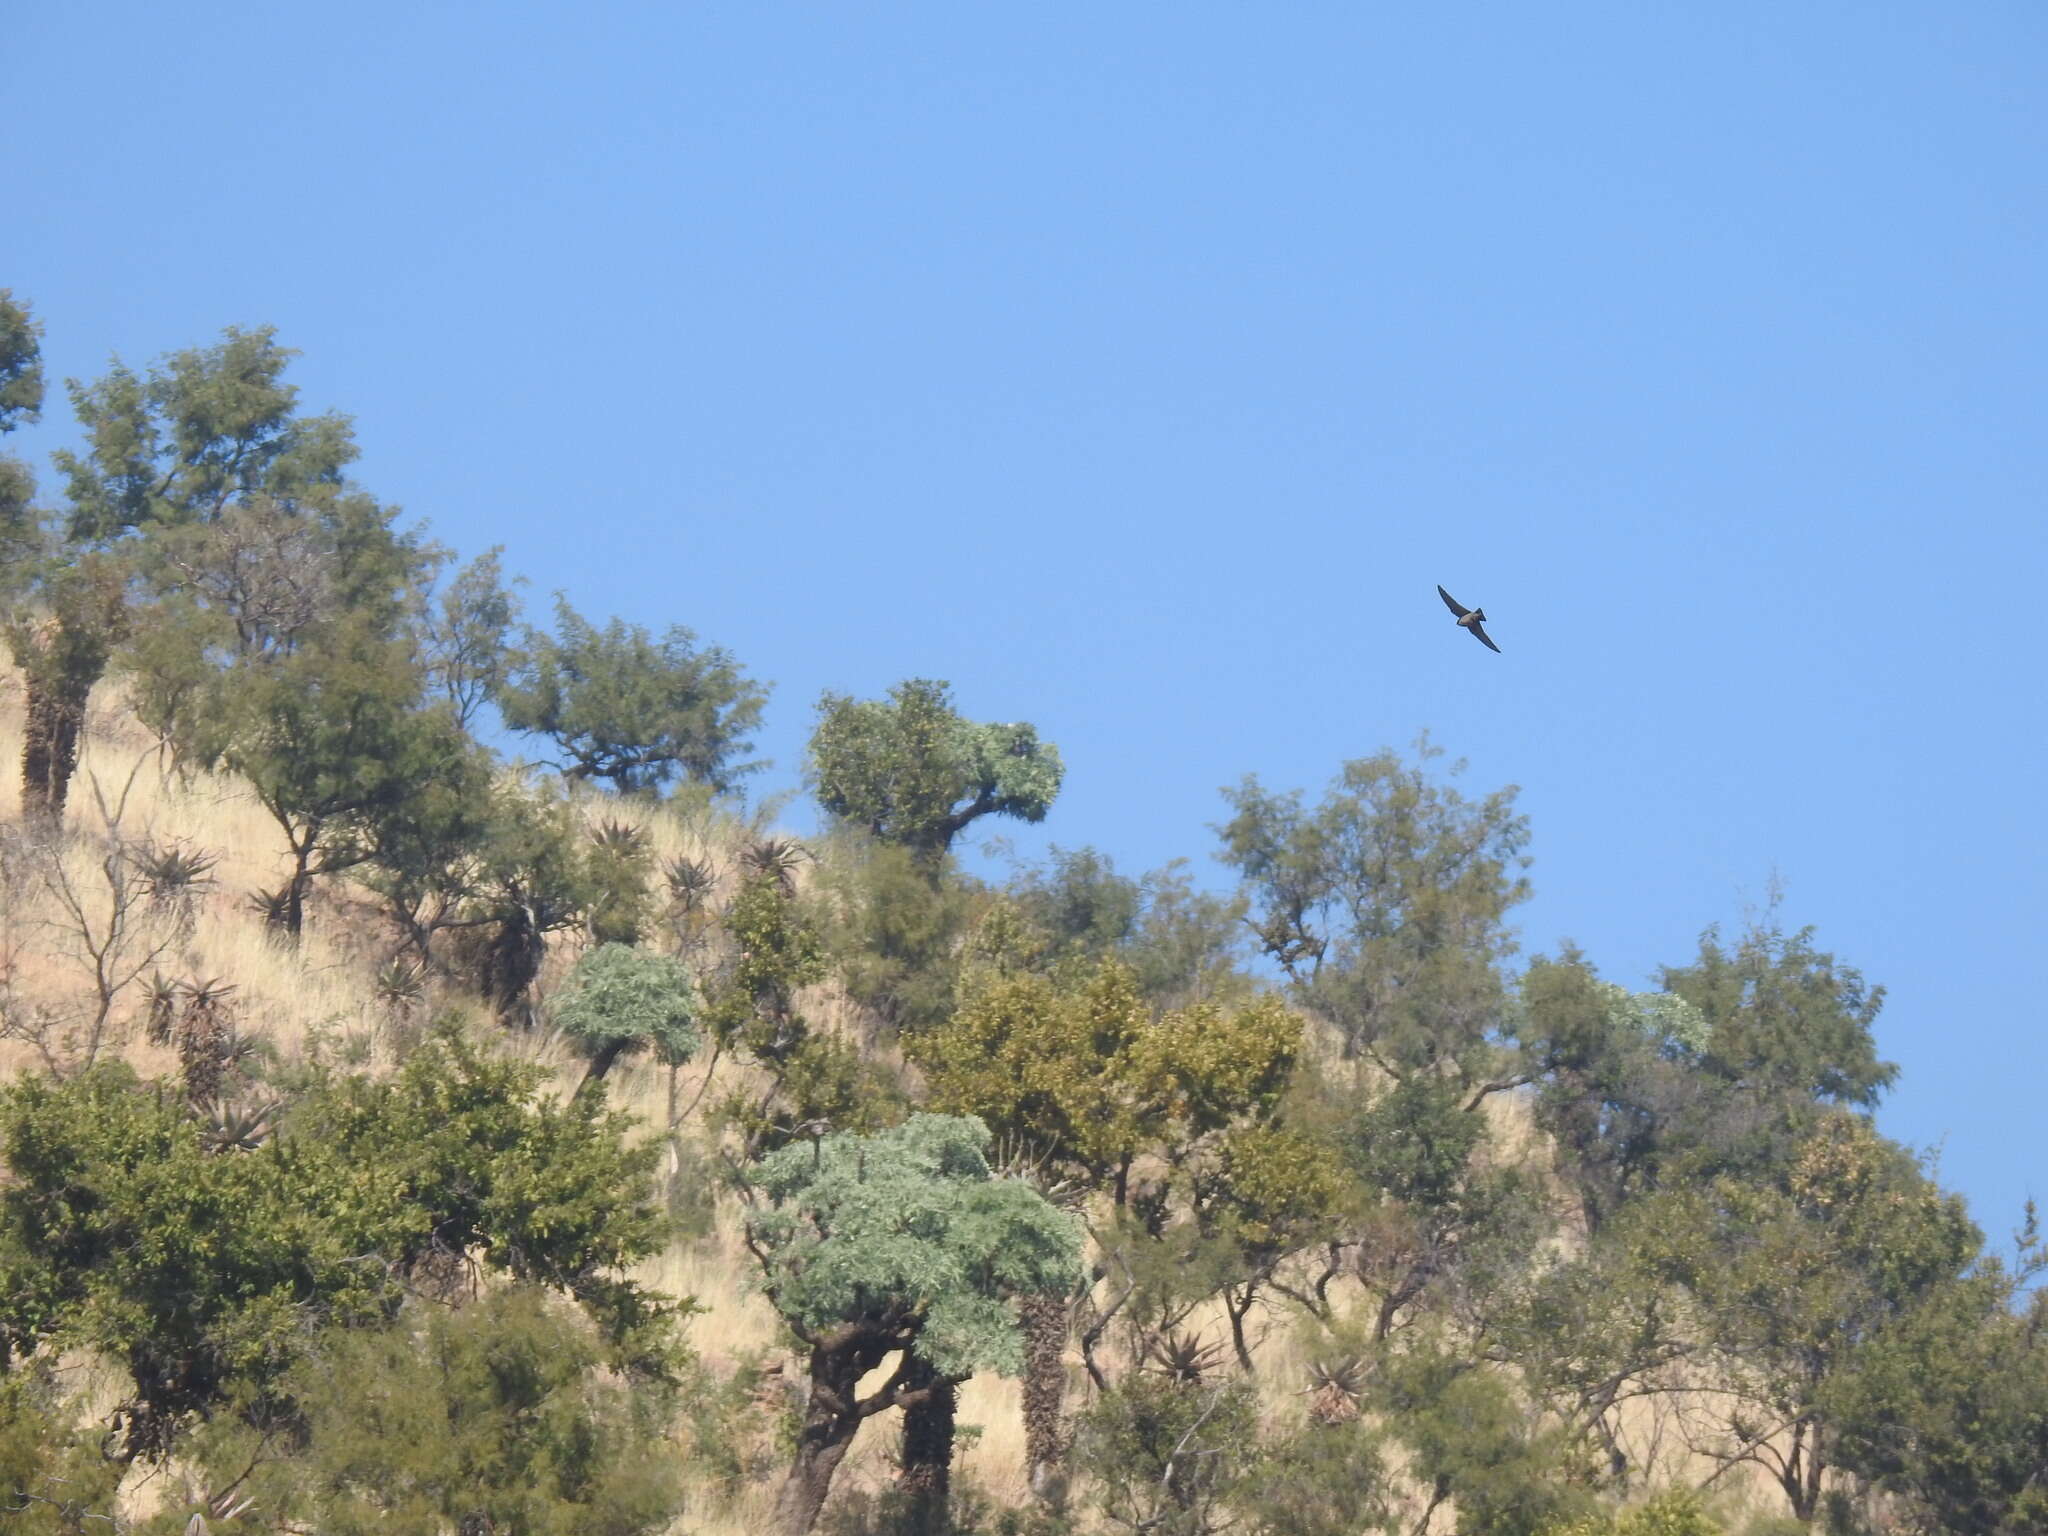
[[555, 942, 702, 1086], [1660, 917, 1897, 1114], [746, 1113, 1084, 1377], [0, 290, 42, 584], [810, 678, 1063, 863], [911, 958, 1300, 1203], [498, 594, 768, 794], [55, 325, 357, 542], [0, 1028, 672, 1460], [0, 290, 43, 431], [189, 1287, 686, 1536], [1217, 739, 1529, 1074]]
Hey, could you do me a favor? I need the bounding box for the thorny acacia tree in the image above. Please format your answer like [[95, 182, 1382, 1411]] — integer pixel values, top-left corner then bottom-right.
[[1217, 739, 1529, 1079], [498, 594, 768, 794]]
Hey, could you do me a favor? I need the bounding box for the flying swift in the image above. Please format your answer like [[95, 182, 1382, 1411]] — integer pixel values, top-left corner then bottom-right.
[[1436, 585, 1501, 653]]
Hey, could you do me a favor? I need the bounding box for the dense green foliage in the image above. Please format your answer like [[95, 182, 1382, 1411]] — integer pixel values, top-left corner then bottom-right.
[[811, 678, 1064, 863], [188, 1287, 687, 1536], [0, 1028, 672, 1460], [555, 941, 703, 1085]]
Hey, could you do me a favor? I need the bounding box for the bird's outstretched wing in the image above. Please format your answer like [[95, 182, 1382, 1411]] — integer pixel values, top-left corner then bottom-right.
[[1436, 584, 1470, 618], [1467, 621, 1502, 654]]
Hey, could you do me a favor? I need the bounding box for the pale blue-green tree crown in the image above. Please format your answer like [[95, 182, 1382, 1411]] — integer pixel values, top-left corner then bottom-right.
[[553, 942, 702, 1064], [747, 1113, 1085, 1378], [1599, 981, 1710, 1056]]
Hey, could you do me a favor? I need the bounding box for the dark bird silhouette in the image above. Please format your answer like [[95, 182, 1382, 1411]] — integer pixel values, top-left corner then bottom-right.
[[1437, 585, 1501, 653]]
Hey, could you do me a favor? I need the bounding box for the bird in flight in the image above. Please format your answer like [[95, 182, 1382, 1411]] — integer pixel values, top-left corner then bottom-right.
[[1437, 585, 1501, 653]]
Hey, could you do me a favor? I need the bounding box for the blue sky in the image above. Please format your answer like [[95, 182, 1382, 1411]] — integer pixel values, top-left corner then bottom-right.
[[10, 4, 2044, 1239]]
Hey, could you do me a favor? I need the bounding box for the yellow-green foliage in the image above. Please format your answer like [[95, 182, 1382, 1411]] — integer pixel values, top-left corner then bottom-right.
[[911, 957, 1300, 1192], [1544, 1489, 1728, 1536]]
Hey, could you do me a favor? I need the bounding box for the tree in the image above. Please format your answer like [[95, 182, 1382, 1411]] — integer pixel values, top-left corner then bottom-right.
[[0, 1374, 121, 1536], [1005, 847, 1251, 1008], [1075, 1374, 1262, 1536], [810, 679, 1064, 866], [912, 959, 1300, 1209], [1517, 950, 1717, 1234], [31, 323, 428, 828], [742, 1114, 1084, 1535], [1318, 1072, 1542, 1344], [0, 294, 126, 828], [812, 835, 982, 1034], [1373, 1334, 1596, 1536], [6, 556, 127, 824], [183, 1287, 686, 1536], [1628, 1114, 1981, 1523], [54, 325, 353, 543], [1657, 917, 1897, 1165], [413, 544, 522, 729], [1827, 1262, 2048, 1534], [213, 623, 471, 938], [912, 959, 1303, 1482], [498, 595, 767, 794], [0, 1028, 673, 1460], [1217, 740, 1530, 1076], [554, 942, 702, 1091], [0, 290, 42, 582], [0, 290, 41, 433]]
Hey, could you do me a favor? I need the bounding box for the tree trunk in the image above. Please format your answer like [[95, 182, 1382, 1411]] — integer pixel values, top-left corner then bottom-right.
[[774, 1332, 896, 1536], [1224, 1278, 1258, 1372], [578, 1036, 631, 1092], [277, 818, 325, 942], [20, 666, 90, 826], [898, 1354, 960, 1536], [1020, 1291, 1071, 1506]]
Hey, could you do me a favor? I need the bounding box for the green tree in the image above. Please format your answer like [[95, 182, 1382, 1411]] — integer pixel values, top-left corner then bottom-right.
[[0, 290, 42, 432], [0, 294, 129, 828], [1374, 1336, 1595, 1536], [186, 1287, 685, 1536], [41, 325, 435, 840], [1217, 740, 1530, 1077], [0, 1373, 122, 1535], [1541, 1489, 1729, 1536], [555, 942, 702, 1090], [0, 290, 42, 581], [6, 556, 127, 824], [1075, 1374, 1262, 1536], [810, 679, 1064, 866], [354, 766, 599, 1021], [46, 325, 384, 809], [0, 1028, 672, 1460], [498, 594, 767, 794], [1658, 917, 1897, 1173], [913, 959, 1300, 1209], [743, 1114, 1084, 1535], [913, 959, 1304, 1481], [1629, 1115, 1981, 1523], [224, 626, 474, 937], [1005, 848, 1250, 1008], [1517, 951, 1718, 1234], [1826, 1262, 2048, 1535], [813, 835, 983, 1034], [412, 544, 523, 730], [55, 325, 353, 542]]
